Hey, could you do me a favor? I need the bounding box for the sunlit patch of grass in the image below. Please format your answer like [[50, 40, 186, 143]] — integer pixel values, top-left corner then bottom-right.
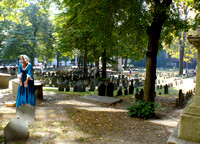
[[43, 88, 98, 96]]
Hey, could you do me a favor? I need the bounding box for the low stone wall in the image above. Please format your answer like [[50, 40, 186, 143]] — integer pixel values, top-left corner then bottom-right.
[[0, 73, 11, 89]]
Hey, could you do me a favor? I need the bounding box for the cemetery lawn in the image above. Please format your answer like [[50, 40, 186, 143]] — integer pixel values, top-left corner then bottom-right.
[[0, 86, 189, 144]]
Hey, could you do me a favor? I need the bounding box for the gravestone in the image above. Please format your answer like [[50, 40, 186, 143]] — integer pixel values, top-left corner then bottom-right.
[[64, 79, 70, 92], [114, 82, 118, 91], [164, 84, 169, 94], [136, 88, 139, 94], [98, 82, 106, 96], [16, 104, 35, 124], [58, 84, 65, 91], [177, 89, 185, 106], [124, 88, 128, 95], [4, 117, 29, 142], [71, 80, 75, 87], [51, 75, 57, 87], [117, 87, 123, 96], [77, 79, 83, 92], [129, 79, 134, 94], [89, 80, 95, 91], [106, 82, 114, 97], [139, 89, 144, 100]]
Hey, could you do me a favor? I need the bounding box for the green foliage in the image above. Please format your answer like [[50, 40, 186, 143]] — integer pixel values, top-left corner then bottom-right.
[[127, 100, 161, 119]]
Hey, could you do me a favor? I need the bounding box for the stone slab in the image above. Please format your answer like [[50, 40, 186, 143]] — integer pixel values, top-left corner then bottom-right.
[[167, 123, 199, 144], [16, 104, 35, 124], [4, 117, 29, 142], [80, 95, 122, 105]]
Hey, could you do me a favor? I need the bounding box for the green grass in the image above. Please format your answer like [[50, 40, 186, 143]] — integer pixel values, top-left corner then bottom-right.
[[43, 84, 180, 98]]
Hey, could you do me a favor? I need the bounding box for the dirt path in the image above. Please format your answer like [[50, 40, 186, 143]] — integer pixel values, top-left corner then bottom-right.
[[0, 88, 185, 144]]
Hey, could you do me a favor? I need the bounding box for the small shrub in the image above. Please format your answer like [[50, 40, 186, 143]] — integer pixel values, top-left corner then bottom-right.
[[127, 100, 161, 119]]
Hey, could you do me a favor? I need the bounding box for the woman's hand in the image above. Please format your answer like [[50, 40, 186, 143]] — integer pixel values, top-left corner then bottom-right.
[[19, 80, 22, 86], [24, 80, 28, 87]]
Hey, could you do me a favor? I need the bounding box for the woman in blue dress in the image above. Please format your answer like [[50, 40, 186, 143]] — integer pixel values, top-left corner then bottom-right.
[[16, 55, 36, 108]]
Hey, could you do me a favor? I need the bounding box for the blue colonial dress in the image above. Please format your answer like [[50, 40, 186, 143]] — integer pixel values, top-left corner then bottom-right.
[[16, 63, 36, 108]]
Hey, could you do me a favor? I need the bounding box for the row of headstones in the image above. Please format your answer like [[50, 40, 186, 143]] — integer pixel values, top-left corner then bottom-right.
[[4, 104, 35, 142], [34, 70, 144, 87], [176, 89, 194, 107]]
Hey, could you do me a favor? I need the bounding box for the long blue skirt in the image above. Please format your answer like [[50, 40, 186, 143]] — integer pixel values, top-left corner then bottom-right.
[[16, 81, 36, 108]]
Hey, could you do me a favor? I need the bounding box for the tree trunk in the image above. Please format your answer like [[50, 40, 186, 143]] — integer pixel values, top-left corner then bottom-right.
[[144, 0, 172, 103], [84, 46, 88, 73], [30, 57, 34, 66], [102, 49, 106, 78], [179, 39, 184, 75], [179, 32, 186, 75], [95, 56, 100, 72], [57, 51, 60, 68], [124, 57, 128, 70]]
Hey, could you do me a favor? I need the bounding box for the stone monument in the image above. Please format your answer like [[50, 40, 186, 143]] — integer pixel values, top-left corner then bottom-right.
[[168, 26, 200, 143]]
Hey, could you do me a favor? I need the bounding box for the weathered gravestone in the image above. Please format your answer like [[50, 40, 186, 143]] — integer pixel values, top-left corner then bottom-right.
[[129, 79, 134, 94], [4, 117, 29, 142], [124, 88, 128, 95], [117, 87, 123, 96], [51, 75, 57, 87], [176, 89, 185, 106], [71, 80, 75, 87], [106, 82, 114, 97], [58, 84, 65, 91], [64, 79, 70, 92], [77, 79, 83, 92], [98, 82, 106, 96], [16, 104, 35, 124], [89, 80, 95, 91], [164, 84, 169, 94]]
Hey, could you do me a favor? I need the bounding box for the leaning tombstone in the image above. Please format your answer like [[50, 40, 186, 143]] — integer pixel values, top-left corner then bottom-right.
[[16, 104, 35, 124], [4, 117, 29, 143]]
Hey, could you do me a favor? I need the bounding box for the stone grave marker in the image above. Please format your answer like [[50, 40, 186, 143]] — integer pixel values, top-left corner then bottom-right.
[[106, 82, 114, 97], [89, 80, 95, 91], [124, 88, 128, 95], [117, 86, 123, 96], [98, 82, 106, 96], [16, 104, 35, 124], [164, 84, 169, 94], [114, 82, 118, 91], [51, 75, 57, 87], [64, 79, 70, 92], [77, 79, 83, 92], [136, 88, 139, 94], [129, 80, 134, 95], [71, 80, 75, 87], [4, 117, 29, 142]]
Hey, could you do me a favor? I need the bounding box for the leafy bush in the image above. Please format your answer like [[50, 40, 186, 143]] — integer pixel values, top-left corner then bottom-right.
[[127, 100, 161, 119]]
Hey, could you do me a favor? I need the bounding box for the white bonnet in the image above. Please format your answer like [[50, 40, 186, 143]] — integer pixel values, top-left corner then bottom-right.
[[20, 55, 29, 63]]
